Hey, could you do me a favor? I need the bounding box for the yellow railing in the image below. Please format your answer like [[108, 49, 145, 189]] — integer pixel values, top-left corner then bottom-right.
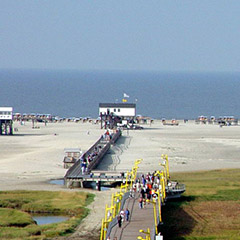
[[137, 154, 169, 239], [154, 170, 166, 203], [161, 154, 170, 180], [138, 228, 151, 240], [100, 159, 142, 240], [146, 199, 158, 234], [101, 156, 169, 240]]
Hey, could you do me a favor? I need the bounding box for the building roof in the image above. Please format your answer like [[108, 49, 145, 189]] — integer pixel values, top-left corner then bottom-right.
[[99, 103, 136, 108], [0, 107, 13, 111], [64, 148, 82, 153]]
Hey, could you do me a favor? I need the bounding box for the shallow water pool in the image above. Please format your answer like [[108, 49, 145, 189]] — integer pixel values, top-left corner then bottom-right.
[[33, 216, 69, 225]]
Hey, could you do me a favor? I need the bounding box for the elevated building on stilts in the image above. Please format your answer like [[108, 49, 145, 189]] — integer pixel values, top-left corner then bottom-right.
[[99, 103, 136, 129], [0, 107, 13, 135]]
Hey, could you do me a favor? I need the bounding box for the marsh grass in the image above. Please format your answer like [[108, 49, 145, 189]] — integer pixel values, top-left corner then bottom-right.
[[0, 191, 94, 239], [160, 169, 240, 240]]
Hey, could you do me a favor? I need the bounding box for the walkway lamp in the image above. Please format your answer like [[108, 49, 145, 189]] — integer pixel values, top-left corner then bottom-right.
[[161, 154, 170, 179], [160, 173, 166, 201], [147, 199, 158, 234], [113, 192, 123, 214], [135, 158, 142, 165], [120, 182, 128, 193], [154, 170, 166, 203], [125, 170, 131, 184], [160, 163, 168, 186], [138, 228, 151, 240], [131, 166, 138, 185], [156, 189, 162, 222]]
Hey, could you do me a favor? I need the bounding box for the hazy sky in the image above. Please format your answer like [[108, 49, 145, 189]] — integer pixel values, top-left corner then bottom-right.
[[1, 1, 240, 72]]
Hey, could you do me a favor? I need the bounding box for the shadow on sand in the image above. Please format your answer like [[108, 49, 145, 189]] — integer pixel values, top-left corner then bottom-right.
[[95, 135, 131, 170], [11, 133, 48, 137]]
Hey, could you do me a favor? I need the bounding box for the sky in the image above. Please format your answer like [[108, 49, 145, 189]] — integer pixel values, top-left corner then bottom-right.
[[0, 0, 240, 72]]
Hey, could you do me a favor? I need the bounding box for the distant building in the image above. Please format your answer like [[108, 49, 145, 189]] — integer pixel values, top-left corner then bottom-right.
[[0, 107, 13, 120], [0, 107, 13, 135], [99, 103, 136, 129], [99, 103, 136, 118]]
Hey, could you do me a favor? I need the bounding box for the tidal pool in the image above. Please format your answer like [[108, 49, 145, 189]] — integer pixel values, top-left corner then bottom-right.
[[33, 216, 69, 225], [49, 179, 64, 185]]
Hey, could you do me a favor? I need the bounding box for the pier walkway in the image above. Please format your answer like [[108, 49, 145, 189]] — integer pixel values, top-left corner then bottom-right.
[[64, 130, 122, 188], [108, 193, 157, 240]]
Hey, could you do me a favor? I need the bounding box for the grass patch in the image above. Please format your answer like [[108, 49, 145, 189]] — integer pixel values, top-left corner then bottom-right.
[[0, 191, 95, 239], [0, 208, 35, 227], [160, 169, 240, 240]]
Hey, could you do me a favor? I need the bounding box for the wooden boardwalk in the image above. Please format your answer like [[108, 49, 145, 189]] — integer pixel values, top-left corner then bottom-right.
[[64, 130, 122, 188], [109, 193, 157, 240]]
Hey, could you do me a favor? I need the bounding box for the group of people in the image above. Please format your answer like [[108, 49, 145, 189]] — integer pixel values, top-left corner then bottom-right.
[[80, 129, 116, 174], [102, 129, 112, 141], [80, 146, 102, 174], [117, 208, 130, 228], [131, 172, 162, 209], [107, 172, 164, 239]]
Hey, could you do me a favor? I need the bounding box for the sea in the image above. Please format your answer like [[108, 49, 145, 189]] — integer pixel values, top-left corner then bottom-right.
[[0, 69, 240, 120]]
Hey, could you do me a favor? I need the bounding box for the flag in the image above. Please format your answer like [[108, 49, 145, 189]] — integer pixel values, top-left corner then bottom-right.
[[122, 98, 127, 103], [123, 93, 129, 98]]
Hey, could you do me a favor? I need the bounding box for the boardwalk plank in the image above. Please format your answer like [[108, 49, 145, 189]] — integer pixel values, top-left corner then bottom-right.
[[110, 193, 155, 240]]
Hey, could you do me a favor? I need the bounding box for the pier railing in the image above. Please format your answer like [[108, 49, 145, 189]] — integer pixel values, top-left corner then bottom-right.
[[64, 130, 121, 181]]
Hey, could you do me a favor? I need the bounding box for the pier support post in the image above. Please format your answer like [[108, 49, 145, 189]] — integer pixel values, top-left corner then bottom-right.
[[9, 123, 13, 135], [96, 181, 101, 191], [0, 120, 13, 135], [79, 180, 83, 188], [4, 122, 7, 134]]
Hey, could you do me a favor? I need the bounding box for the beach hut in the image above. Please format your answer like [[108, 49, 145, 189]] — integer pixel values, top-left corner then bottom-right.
[[63, 148, 82, 169]]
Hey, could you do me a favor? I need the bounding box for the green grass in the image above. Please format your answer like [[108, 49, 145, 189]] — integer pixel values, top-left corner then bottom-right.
[[0, 208, 35, 227], [0, 191, 95, 239], [160, 169, 240, 240]]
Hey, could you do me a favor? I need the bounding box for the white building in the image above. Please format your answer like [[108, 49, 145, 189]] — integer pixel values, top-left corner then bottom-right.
[[99, 103, 136, 118], [0, 107, 13, 120]]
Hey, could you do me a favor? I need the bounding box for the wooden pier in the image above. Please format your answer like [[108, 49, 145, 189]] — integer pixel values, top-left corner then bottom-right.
[[64, 130, 122, 189], [108, 193, 161, 240]]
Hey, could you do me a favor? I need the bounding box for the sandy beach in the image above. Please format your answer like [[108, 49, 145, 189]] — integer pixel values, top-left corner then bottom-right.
[[0, 120, 240, 238], [97, 120, 240, 173]]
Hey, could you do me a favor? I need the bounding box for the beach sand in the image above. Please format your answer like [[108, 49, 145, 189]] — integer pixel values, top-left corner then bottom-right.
[[0, 120, 240, 238], [97, 120, 240, 174]]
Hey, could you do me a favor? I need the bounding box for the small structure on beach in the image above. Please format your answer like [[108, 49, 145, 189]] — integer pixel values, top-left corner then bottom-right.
[[63, 148, 82, 169], [162, 119, 179, 126], [195, 115, 238, 125], [99, 103, 136, 129], [0, 107, 13, 135]]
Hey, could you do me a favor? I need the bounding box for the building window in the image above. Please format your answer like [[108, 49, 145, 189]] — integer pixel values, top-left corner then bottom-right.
[[118, 109, 120, 112], [114, 109, 116, 112]]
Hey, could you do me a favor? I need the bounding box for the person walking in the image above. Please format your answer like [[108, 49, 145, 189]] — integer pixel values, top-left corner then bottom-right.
[[125, 208, 130, 221], [120, 210, 125, 223], [117, 215, 122, 228], [139, 197, 143, 209]]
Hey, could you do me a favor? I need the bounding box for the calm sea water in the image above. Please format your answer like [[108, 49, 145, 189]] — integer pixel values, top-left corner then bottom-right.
[[0, 69, 239, 119]]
